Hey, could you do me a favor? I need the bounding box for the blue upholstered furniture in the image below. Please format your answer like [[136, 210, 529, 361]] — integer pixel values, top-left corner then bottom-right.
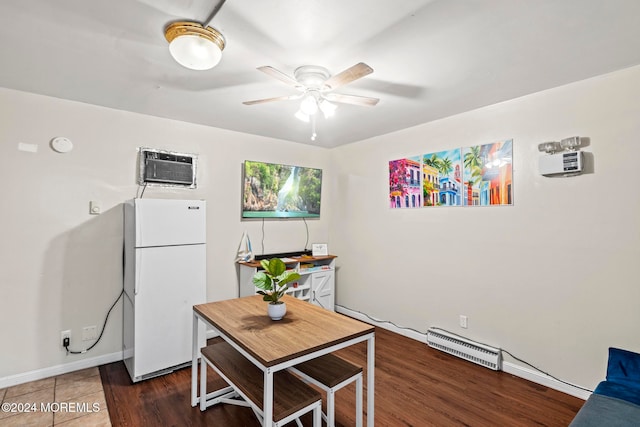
[[569, 348, 640, 427]]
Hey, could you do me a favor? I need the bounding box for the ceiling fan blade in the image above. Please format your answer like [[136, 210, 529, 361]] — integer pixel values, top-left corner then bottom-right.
[[323, 63, 374, 90], [257, 66, 303, 89], [243, 94, 302, 105], [324, 93, 379, 107]]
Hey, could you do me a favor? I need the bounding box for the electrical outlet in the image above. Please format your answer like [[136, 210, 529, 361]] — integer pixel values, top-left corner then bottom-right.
[[61, 330, 71, 347], [459, 315, 468, 329], [82, 325, 98, 341]]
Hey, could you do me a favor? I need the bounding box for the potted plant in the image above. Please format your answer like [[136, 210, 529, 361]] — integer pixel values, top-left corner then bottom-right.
[[252, 258, 301, 320]]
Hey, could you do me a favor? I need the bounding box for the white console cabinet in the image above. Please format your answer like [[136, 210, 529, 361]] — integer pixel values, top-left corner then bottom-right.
[[238, 255, 336, 311]]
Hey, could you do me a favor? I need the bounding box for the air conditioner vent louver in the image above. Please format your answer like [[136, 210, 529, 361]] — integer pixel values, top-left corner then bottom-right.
[[426, 328, 502, 371]]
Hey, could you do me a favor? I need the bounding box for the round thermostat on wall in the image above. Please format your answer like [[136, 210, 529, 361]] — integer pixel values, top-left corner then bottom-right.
[[50, 136, 73, 153]]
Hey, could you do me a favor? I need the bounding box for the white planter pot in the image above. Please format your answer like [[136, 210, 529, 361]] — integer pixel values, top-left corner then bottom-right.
[[267, 302, 287, 321]]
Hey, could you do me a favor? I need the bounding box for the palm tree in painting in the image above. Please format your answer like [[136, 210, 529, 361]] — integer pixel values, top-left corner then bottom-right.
[[464, 146, 483, 205], [464, 146, 482, 171], [438, 157, 453, 176], [424, 154, 439, 169], [422, 154, 441, 206]]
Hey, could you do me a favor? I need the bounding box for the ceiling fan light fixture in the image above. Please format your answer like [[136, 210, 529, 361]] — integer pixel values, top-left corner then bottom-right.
[[300, 94, 319, 116], [319, 100, 337, 118], [294, 110, 310, 122], [165, 21, 225, 70]]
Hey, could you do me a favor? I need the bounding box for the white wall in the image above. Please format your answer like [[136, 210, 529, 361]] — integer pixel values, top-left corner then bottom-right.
[[3, 65, 639, 393], [329, 65, 640, 391], [0, 89, 331, 381]]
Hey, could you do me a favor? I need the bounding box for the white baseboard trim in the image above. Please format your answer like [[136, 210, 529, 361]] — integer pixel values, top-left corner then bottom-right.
[[502, 361, 590, 400], [335, 305, 427, 344], [335, 305, 590, 401], [0, 351, 123, 389]]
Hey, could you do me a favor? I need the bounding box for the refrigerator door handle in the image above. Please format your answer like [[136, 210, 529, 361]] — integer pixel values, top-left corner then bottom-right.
[[134, 248, 149, 296], [135, 265, 143, 295], [134, 254, 141, 295]]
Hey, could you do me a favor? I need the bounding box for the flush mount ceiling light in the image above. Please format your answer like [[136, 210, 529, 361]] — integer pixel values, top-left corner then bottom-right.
[[164, 21, 225, 70], [164, 1, 227, 71]]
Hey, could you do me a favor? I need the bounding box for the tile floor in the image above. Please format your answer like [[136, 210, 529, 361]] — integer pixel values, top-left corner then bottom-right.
[[0, 367, 111, 427]]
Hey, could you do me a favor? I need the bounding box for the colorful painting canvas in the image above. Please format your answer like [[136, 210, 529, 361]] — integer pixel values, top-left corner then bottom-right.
[[422, 148, 463, 207], [462, 139, 513, 206], [389, 156, 422, 208]]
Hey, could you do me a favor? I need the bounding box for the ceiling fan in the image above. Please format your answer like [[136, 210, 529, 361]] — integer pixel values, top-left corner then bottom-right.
[[242, 62, 380, 117]]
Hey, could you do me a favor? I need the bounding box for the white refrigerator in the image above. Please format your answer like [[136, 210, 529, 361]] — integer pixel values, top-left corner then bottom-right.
[[123, 198, 206, 382]]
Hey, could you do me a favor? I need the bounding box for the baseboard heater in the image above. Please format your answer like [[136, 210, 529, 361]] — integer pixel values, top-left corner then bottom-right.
[[426, 328, 502, 371]]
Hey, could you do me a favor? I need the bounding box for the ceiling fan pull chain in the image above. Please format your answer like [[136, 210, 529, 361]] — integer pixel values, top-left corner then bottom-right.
[[311, 114, 317, 141]]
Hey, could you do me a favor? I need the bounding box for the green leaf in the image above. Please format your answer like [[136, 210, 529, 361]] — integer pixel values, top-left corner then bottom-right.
[[277, 284, 288, 299], [278, 271, 300, 285], [268, 258, 286, 276], [253, 272, 272, 291]]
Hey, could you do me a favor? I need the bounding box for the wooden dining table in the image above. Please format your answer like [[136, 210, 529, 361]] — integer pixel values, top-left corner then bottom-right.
[[191, 294, 375, 426]]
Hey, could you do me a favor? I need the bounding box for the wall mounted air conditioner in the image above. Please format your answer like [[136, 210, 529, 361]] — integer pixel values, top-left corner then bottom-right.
[[539, 151, 584, 176], [138, 148, 197, 188]]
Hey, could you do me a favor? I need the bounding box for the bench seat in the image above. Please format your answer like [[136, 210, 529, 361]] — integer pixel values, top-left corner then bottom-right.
[[289, 353, 363, 426], [200, 341, 321, 426]]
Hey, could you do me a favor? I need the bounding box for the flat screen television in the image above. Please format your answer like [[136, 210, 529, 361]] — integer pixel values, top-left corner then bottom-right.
[[242, 160, 322, 219]]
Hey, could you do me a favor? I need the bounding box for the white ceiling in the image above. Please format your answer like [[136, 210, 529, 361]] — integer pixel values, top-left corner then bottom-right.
[[2, 0, 640, 148]]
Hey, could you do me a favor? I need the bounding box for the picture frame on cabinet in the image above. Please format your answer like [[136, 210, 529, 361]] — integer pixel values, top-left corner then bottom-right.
[[312, 243, 328, 256]]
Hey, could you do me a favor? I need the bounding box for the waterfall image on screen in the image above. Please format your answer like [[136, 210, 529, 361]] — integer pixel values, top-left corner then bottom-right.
[[242, 160, 322, 218]]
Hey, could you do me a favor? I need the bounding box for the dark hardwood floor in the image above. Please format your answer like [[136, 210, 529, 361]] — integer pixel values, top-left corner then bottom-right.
[[100, 327, 583, 426]]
